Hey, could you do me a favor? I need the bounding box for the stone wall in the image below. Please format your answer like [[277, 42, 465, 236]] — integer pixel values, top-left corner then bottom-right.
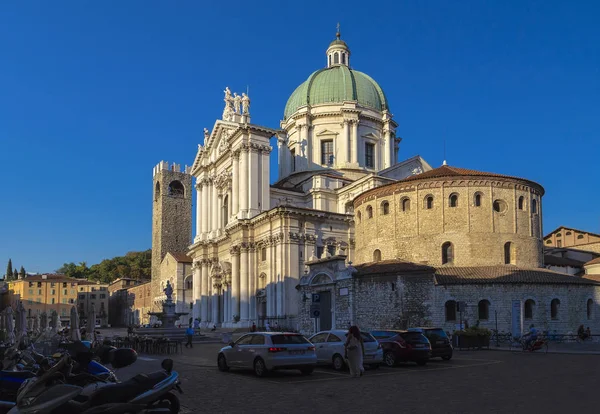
[[354, 177, 543, 268]]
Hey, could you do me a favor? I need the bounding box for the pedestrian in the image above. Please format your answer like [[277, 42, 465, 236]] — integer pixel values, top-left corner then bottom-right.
[[265, 321, 271, 332], [274, 321, 279, 331], [344, 325, 365, 378], [185, 325, 194, 348], [251, 322, 256, 332]]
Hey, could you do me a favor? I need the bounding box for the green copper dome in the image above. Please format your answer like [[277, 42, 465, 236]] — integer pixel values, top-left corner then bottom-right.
[[283, 65, 389, 119]]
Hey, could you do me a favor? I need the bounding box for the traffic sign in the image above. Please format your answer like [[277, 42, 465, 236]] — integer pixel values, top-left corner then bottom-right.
[[312, 293, 321, 303], [312, 310, 321, 318]]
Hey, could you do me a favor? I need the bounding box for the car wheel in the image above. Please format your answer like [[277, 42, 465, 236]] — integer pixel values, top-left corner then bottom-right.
[[332, 354, 345, 371], [441, 355, 452, 361], [254, 358, 268, 377], [217, 353, 229, 371], [383, 351, 396, 367], [416, 360, 427, 366], [300, 367, 314, 375]]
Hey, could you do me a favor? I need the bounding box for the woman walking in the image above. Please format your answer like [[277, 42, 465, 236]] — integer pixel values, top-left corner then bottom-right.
[[345, 325, 365, 378]]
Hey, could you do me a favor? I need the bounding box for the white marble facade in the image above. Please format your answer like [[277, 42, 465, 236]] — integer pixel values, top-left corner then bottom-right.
[[187, 36, 431, 328]]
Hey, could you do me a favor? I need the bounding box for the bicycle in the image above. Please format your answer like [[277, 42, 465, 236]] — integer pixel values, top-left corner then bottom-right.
[[512, 336, 548, 353]]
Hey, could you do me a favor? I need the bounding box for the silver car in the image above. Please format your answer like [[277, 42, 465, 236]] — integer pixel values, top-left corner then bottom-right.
[[217, 332, 317, 377], [309, 330, 383, 370]]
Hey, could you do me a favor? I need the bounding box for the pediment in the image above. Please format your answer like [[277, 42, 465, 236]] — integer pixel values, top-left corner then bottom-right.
[[316, 129, 338, 136], [362, 132, 379, 140]]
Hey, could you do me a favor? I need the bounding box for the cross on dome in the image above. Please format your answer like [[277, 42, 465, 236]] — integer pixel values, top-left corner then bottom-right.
[[326, 23, 350, 68]]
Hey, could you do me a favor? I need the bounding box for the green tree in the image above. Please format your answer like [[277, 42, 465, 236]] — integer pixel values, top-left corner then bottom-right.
[[19, 266, 26, 279], [6, 259, 13, 281]]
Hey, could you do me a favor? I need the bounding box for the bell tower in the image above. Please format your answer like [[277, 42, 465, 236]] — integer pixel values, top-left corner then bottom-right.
[[151, 161, 193, 307]]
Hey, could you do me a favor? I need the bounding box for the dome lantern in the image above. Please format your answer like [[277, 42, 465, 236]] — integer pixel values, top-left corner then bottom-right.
[[326, 23, 350, 68]]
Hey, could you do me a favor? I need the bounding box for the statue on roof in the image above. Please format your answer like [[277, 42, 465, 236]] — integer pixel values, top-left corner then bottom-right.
[[241, 93, 250, 115], [204, 128, 210, 143], [223, 87, 234, 120], [233, 93, 241, 114]]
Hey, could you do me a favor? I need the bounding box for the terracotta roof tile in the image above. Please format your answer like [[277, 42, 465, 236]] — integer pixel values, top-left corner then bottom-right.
[[544, 255, 586, 267], [400, 165, 529, 182], [434, 265, 599, 285], [354, 260, 434, 276], [169, 252, 192, 263]]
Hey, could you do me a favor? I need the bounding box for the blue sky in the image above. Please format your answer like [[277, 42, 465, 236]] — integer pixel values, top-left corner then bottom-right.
[[1, 1, 598, 273]]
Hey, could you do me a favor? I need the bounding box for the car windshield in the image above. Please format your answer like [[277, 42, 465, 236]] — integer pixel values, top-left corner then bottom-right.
[[425, 329, 448, 341], [271, 334, 310, 345]]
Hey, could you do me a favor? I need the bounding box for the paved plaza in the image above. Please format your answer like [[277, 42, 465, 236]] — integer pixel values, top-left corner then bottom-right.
[[115, 342, 600, 413]]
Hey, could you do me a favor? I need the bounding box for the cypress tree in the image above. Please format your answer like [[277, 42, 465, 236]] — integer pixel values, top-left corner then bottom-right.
[[6, 259, 12, 281], [19, 266, 26, 279]]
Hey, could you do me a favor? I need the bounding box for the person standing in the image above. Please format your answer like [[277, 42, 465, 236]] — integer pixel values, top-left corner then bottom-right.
[[265, 321, 271, 332], [185, 325, 194, 348], [344, 326, 365, 378]]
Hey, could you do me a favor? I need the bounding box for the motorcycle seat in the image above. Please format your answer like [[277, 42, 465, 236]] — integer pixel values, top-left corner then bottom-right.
[[87, 371, 169, 406], [0, 370, 35, 379]]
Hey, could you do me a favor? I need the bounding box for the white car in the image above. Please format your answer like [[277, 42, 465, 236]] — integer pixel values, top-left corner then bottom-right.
[[217, 332, 317, 377], [309, 330, 383, 370]]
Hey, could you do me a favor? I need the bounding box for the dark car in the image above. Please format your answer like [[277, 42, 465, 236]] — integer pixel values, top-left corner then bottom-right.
[[408, 327, 453, 360], [370, 330, 431, 366]]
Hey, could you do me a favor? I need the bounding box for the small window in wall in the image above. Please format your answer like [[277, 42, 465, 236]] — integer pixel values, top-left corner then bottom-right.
[[449, 193, 459, 208], [587, 299, 593, 320], [321, 140, 334, 165], [504, 242, 515, 265], [518, 196, 525, 210], [381, 201, 390, 215], [334, 52, 339, 64], [445, 301, 457, 321], [556, 233, 562, 238], [566, 231, 572, 236], [365, 143, 375, 168], [546, 240, 552, 244], [474, 193, 482, 207], [342, 53, 346, 64], [261, 248, 267, 261], [357, 211, 362, 223], [373, 249, 382, 262], [478, 300, 490, 320], [524, 299, 535, 319], [442, 242, 454, 265], [291, 149, 296, 172], [532, 199, 538, 214], [425, 195, 434, 210], [551, 299, 560, 320], [366, 205, 373, 219], [154, 182, 160, 201], [401, 198, 411, 212], [493, 199, 507, 213], [577, 234, 584, 239]]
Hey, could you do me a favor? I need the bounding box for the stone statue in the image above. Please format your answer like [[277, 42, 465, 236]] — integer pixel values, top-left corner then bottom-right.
[[411, 166, 423, 175], [223, 87, 234, 120], [233, 93, 241, 114], [204, 128, 210, 143], [164, 281, 173, 301], [241, 93, 250, 115]]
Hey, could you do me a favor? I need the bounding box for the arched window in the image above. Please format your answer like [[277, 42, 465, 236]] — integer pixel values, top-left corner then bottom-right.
[[566, 231, 572, 236], [357, 211, 362, 223], [474, 192, 482, 207], [442, 242, 454, 265], [445, 301, 457, 321], [587, 299, 593, 320], [341, 53, 346, 64], [168, 180, 185, 197], [556, 233, 561, 237], [402, 198, 411, 212], [518, 196, 525, 210], [425, 195, 434, 210], [334, 52, 339, 64], [577, 234, 584, 239], [328, 55, 331, 67], [524, 299, 535, 319], [154, 182, 160, 201], [504, 242, 515, 265], [381, 201, 390, 215], [366, 205, 373, 219], [532, 199, 538, 214], [493, 199, 507, 213], [478, 300, 490, 320], [449, 193, 459, 208], [551, 298, 560, 320], [373, 249, 382, 262], [223, 195, 229, 226], [546, 240, 552, 244]]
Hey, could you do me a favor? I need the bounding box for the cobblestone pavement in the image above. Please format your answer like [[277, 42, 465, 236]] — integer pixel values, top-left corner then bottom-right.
[[114, 344, 600, 414]]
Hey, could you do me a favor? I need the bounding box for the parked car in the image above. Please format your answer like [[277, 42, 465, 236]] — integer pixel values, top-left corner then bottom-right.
[[217, 332, 317, 377], [308, 330, 383, 370], [407, 327, 453, 360], [371, 330, 431, 366]]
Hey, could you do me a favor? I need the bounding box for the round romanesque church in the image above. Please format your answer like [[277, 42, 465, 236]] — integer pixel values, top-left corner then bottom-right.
[[149, 31, 600, 336]]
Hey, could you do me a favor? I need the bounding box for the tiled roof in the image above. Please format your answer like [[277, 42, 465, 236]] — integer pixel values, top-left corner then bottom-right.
[[400, 165, 528, 183], [14, 274, 91, 284], [169, 252, 192, 263], [544, 255, 586, 267], [585, 257, 600, 266], [434, 265, 600, 286], [354, 260, 434, 276], [543, 226, 600, 240], [583, 274, 600, 282]]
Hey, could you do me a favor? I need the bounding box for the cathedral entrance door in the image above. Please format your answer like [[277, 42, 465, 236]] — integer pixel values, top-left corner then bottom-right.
[[319, 291, 332, 331]]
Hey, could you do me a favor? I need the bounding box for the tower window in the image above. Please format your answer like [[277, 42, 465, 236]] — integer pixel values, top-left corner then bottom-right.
[[474, 193, 482, 207], [442, 242, 454, 264], [366, 205, 373, 219], [365, 143, 375, 168], [449, 193, 459, 208], [341, 53, 346, 64], [291, 149, 296, 172], [334, 52, 339, 64], [168, 180, 185, 197], [321, 140, 334, 165], [154, 182, 161, 201], [381, 201, 390, 215], [402, 198, 411, 212], [328, 55, 331, 67], [504, 242, 515, 264], [532, 199, 538, 214], [373, 249, 382, 262], [425, 195, 434, 210], [518, 196, 525, 210]]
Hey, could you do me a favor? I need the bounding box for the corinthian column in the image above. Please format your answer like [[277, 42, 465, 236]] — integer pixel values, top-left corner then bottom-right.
[[261, 147, 271, 212], [352, 120, 359, 165], [232, 152, 239, 217], [230, 246, 240, 321], [342, 120, 350, 164], [201, 260, 209, 325], [193, 262, 201, 319], [195, 184, 202, 241], [211, 180, 218, 235], [201, 178, 208, 236], [239, 147, 249, 218], [240, 245, 249, 321]]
